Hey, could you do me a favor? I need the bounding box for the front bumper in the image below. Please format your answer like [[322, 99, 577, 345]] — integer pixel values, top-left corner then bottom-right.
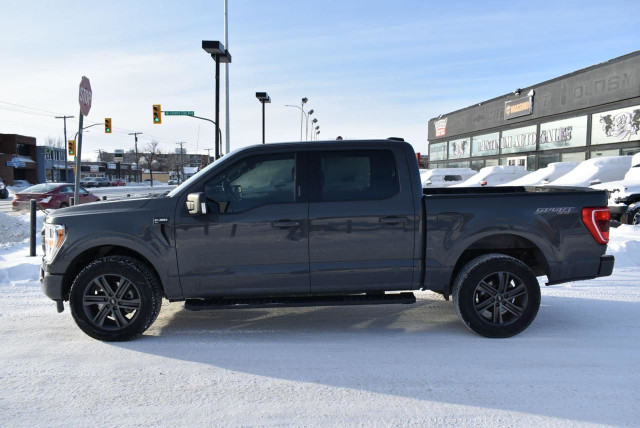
[[40, 267, 66, 301]]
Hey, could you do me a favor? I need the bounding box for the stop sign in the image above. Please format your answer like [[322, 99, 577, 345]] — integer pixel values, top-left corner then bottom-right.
[[78, 76, 92, 116]]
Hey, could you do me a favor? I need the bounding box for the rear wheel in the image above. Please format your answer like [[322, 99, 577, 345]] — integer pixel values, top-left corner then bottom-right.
[[0, 189, 8, 199], [623, 206, 640, 225], [453, 254, 541, 338], [69, 256, 162, 341]]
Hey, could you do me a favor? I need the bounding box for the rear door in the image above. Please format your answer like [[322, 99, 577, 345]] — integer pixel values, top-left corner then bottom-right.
[[308, 146, 416, 293]]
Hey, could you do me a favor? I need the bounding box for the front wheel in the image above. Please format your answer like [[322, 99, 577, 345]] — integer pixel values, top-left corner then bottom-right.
[[0, 189, 8, 199], [69, 256, 162, 341], [453, 254, 541, 338]]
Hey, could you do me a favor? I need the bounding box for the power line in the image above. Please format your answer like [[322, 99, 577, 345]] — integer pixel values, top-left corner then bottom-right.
[[0, 100, 65, 116]]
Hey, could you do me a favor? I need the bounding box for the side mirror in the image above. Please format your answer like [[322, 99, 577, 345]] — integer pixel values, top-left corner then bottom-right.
[[186, 192, 207, 215]]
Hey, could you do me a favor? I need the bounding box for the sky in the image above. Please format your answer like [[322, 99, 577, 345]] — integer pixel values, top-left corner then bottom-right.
[[1, 0, 639, 160]]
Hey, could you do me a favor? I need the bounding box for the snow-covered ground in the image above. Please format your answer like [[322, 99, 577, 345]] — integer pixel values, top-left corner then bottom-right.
[[0, 219, 639, 426]]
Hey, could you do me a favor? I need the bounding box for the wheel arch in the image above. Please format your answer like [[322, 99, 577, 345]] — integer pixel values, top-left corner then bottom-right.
[[446, 233, 548, 299], [61, 245, 163, 301]]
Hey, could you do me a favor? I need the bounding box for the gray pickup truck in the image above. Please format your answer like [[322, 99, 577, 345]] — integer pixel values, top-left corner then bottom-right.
[[40, 139, 614, 341]]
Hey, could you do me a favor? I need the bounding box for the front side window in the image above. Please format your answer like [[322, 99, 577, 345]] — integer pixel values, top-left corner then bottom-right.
[[312, 150, 399, 202], [204, 153, 296, 213]]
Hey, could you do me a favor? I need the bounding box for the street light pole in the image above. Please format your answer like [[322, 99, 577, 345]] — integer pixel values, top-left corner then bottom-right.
[[306, 109, 314, 141], [256, 92, 271, 144], [55, 115, 74, 181], [224, 0, 230, 156], [202, 41, 232, 160], [285, 104, 307, 141], [300, 97, 308, 141]]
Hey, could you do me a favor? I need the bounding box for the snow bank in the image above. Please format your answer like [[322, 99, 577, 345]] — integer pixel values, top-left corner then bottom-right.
[[0, 211, 45, 247], [607, 224, 640, 268]]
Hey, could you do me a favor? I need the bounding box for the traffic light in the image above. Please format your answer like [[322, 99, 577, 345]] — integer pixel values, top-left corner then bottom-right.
[[105, 118, 112, 133], [68, 140, 76, 156], [153, 104, 162, 124]]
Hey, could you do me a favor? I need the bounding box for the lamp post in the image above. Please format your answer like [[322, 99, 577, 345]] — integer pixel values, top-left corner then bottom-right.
[[285, 104, 307, 141], [202, 40, 232, 160], [255, 92, 271, 144], [315, 125, 320, 141], [311, 118, 318, 140], [300, 97, 308, 140], [306, 109, 314, 141]]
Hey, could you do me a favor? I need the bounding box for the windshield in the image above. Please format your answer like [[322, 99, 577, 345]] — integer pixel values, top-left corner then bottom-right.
[[167, 150, 238, 197]]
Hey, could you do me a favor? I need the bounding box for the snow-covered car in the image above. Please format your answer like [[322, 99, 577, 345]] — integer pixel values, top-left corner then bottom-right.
[[591, 153, 640, 224], [500, 162, 578, 186], [547, 156, 633, 188], [449, 165, 529, 187], [421, 168, 477, 187]]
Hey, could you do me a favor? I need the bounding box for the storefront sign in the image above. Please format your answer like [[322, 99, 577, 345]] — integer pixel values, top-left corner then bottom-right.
[[591, 104, 640, 145], [434, 118, 448, 137], [472, 132, 500, 157], [89, 165, 99, 173], [504, 96, 533, 120], [448, 138, 470, 159], [539, 116, 587, 151], [500, 125, 537, 154], [429, 141, 447, 161], [6, 158, 26, 168], [107, 163, 116, 169], [114, 149, 124, 162]]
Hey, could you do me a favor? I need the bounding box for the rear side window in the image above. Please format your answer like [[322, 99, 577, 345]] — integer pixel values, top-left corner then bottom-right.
[[311, 150, 399, 202], [443, 175, 463, 181]]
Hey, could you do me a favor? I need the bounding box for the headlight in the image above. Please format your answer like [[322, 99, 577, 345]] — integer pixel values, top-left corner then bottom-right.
[[44, 224, 66, 263]]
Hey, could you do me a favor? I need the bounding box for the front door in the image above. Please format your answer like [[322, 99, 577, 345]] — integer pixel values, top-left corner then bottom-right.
[[174, 150, 309, 298], [308, 148, 416, 293]]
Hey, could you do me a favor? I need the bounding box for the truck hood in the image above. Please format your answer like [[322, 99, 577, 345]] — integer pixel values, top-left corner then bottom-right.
[[46, 197, 152, 221]]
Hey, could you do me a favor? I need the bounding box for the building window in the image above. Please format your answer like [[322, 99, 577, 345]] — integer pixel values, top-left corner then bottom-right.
[[485, 158, 499, 167], [539, 116, 587, 150], [591, 149, 620, 158], [500, 125, 537, 154], [448, 138, 470, 159], [562, 152, 585, 163], [622, 147, 640, 156], [17, 144, 31, 157], [472, 132, 500, 157], [538, 153, 562, 169], [429, 142, 447, 161], [591, 104, 640, 145], [447, 161, 470, 168], [470, 160, 485, 171]]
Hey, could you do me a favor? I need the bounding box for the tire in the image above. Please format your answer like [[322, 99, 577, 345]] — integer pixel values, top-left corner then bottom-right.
[[453, 254, 541, 338], [69, 256, 162, 341], [0, 188, 8, 199], [623, 207, 640, 225], [59, 202, 69, 209]]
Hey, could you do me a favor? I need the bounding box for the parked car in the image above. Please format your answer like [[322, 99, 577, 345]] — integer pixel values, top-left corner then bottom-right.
[[0, 177, 8, 199], [110, 179, 126, 186], [591, 153, 640, 224], [168, 178, 179, 185], [85, 177, 111, 188], [547, 156, 633, 187], [450, 165, 529, 187], [80, 177, 96, 187], [420, 168, 477, 187], [40, 139, 613, 341], [501, 162, 578, 186], [12, 179, 32, 189], [12, 183, 100, 210]]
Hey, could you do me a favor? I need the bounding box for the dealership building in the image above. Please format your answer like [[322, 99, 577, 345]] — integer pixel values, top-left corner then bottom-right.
[[427, 51, 640, 171]]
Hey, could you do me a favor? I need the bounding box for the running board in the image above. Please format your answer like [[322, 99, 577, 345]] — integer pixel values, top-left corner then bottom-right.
[[184, 292, 416, 311]]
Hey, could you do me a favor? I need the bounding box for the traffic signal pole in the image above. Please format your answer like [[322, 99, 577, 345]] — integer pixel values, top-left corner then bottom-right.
[[55, 115, 74, 181], [215, 55, 221, 160]]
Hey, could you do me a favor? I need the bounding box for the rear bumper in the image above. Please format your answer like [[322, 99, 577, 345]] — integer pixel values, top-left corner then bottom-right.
[[547, 255, 615, 285], [40, 268, 66, 301], [598, 255, 615, 278]]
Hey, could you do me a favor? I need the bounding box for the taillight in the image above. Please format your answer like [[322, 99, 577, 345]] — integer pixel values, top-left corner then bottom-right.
[[582, 207, 610, 244], [480, 180, 488, 186]]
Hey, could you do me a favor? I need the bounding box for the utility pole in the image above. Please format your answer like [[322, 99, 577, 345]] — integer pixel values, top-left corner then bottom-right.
[[224, 0, 230, 156], [204, 148, 213, 164], [55, 115, 74, 181], [176, 142, 185, 182], [128, 132, 142, 183]]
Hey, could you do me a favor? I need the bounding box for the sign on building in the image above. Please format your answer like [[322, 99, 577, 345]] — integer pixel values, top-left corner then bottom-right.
[[114, 149, 124, 163], [539, 116, 588, 151], [434, 118, 448, 137], [504, 95, 533, 120]]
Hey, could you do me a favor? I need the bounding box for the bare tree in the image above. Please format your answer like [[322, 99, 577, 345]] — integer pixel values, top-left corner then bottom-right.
[[127, 148, 142, 183], [44, 136, 64, 148], [141, 141, 162, 187]]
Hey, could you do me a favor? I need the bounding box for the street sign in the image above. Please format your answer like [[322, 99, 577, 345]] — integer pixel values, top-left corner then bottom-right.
[[164, 111, 195, 116], [78, 76, 92, 116]]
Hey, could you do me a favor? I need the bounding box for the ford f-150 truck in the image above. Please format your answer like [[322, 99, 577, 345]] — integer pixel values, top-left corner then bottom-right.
[[40, 139, 614, 341]]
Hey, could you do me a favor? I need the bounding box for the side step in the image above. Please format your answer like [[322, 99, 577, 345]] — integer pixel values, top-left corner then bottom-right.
[[184, 292, 416, 311]]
